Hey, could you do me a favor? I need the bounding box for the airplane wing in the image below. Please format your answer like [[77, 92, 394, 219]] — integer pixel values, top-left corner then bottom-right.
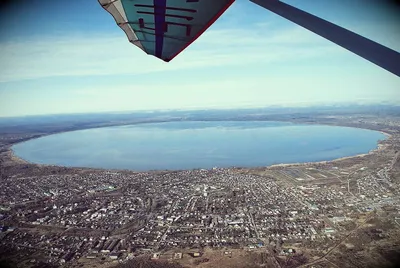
[[99, 0, 234, 62], [250, 0, 400, 77]]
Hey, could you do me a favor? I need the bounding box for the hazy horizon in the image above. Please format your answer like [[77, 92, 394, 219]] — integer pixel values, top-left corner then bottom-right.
[[0, 102, 399, 119]]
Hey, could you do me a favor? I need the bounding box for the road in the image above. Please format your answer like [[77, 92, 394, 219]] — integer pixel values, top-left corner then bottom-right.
[[299, 213, 373, 267]]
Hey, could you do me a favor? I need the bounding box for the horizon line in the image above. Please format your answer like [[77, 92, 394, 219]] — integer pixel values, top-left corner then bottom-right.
[[1, 102, 400, 119]]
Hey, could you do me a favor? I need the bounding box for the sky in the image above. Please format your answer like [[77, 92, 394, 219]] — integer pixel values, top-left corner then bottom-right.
[[0, 0, 399, 117]]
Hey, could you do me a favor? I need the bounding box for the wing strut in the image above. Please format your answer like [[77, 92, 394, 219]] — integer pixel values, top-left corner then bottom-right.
[[250, 0, 400, 77]]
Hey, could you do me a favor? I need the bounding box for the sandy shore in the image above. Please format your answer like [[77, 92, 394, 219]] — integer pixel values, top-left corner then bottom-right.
[[380, 131, 392, 138], [8, 147, 33, 165], [268, 130, 392, 169]]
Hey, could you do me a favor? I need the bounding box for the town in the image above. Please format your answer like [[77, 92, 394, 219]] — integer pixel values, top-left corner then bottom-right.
[[1, 158, 400, 267]]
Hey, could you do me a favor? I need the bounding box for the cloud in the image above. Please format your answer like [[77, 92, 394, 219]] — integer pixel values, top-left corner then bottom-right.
[[0, 23, 341, 83]]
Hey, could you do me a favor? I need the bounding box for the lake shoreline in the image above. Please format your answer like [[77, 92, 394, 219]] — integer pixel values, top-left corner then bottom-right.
[[6, 122, 394, 173]]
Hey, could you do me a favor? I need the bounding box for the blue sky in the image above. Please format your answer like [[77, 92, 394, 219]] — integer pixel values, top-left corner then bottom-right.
[[0, 0, 399, 117]]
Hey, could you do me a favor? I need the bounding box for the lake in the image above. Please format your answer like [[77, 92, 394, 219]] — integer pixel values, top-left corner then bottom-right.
[[12, 121, 386, 171]]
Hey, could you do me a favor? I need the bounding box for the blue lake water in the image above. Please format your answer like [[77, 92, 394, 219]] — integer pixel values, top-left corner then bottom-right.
[[12, 121, 386, 171]]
